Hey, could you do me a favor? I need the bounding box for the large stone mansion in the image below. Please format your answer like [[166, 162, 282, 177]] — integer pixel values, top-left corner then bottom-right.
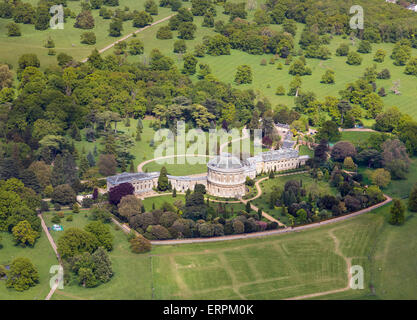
[[107, 148, 309, 199]]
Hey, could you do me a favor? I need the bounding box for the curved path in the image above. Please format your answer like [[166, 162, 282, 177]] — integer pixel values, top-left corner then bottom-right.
[[137, 154, 213, 173], [115, 191, 392, 245], [137, 127, 249, 172]]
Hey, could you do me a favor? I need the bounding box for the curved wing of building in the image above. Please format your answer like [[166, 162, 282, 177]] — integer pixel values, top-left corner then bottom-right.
[[107, 148, 309, 199]]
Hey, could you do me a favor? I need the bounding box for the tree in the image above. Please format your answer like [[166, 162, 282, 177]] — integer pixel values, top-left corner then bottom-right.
[[389, 199, 405, 226], [17, 54, 40, 75], [370, 168, 391, 188], [85, 221, 113, 251], [12, 220, 39, 247], [357, 40, 372, 54], [57, 53, 73, 67], [57, 228, 99, 259], [6, 258, 39, 291], [78, 267, 98, 288], [316, 121, 340, 142], [182, 53, 197, 75], [234, 65, 252, 84], [408, 184, 417, 212], [206, 34, 230, 56], [0, 64, 13, 89], [343, 157, 356, 171], [128, 39, 144, 55], [130, 235, 152, 253], [74, 10, 95, 29], [109, 19, 123, 37], [118, 195, 142, 219], [98, 154, 117, 176], [405, 57, 417, 76], [336, 43, 349, 56], [173, 39, 187, 53], [156, 25, 172, 39], [92, 247, 113, 283], [6, 22, 21, 36], [51, 184, 76, 205], [331, 141, 356, 161], [145, 0, 158, 15], [346, 52, 362, 65], [373, 49, 386, 63], [81, 31, 96, 45], [157, 166, 169, 191], [382, 139, 410, 179], [109, 183, 134, 205], [178, 22, 197, 40], [133, 11, 153, 27], [321, 69, 335, 84]]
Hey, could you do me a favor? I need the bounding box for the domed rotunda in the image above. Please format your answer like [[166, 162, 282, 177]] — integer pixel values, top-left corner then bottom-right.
[[206, 153, 248, 198]]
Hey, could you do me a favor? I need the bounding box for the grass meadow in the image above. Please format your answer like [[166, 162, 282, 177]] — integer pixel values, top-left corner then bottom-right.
[[0, 0, 178, 69], [1, 203, 416, 300]]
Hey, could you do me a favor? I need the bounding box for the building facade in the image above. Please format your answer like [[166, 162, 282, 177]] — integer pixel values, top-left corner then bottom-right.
[[107, 150, 309, 198]]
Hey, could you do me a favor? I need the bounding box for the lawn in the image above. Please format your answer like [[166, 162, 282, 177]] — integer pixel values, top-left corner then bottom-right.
[[39, 209, 153, 300], [299, 145, 314, 157], [142, 155, 210, 176], [252, 173, 339, 224], [142, 194, 186, 212], [0, 231, 58, 300], [3, 202, 416, 300], [0, 0, 178, 70], [340, 131, 375, 145]]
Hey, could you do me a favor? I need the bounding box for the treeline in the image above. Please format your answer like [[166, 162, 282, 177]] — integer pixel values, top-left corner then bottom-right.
[[109, 182, 279, 240]]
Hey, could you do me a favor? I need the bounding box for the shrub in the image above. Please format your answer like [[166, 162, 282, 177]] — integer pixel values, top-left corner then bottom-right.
[[130, 235, 152, 253], [80, 31, 96, 45], [51, 184, 76, 205], [66, 215, 73, 222]]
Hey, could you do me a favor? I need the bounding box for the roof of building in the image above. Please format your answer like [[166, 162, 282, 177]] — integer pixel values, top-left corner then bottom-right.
[[207, 153, 246, 170], [107, 172, 159, 185]]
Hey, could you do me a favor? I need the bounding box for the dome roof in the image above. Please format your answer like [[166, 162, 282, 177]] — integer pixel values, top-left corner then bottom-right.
[[207, 153, 245, 170]]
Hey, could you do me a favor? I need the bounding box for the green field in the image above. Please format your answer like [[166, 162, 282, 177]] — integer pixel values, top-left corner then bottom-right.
[[2, 203, 416, 300]]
